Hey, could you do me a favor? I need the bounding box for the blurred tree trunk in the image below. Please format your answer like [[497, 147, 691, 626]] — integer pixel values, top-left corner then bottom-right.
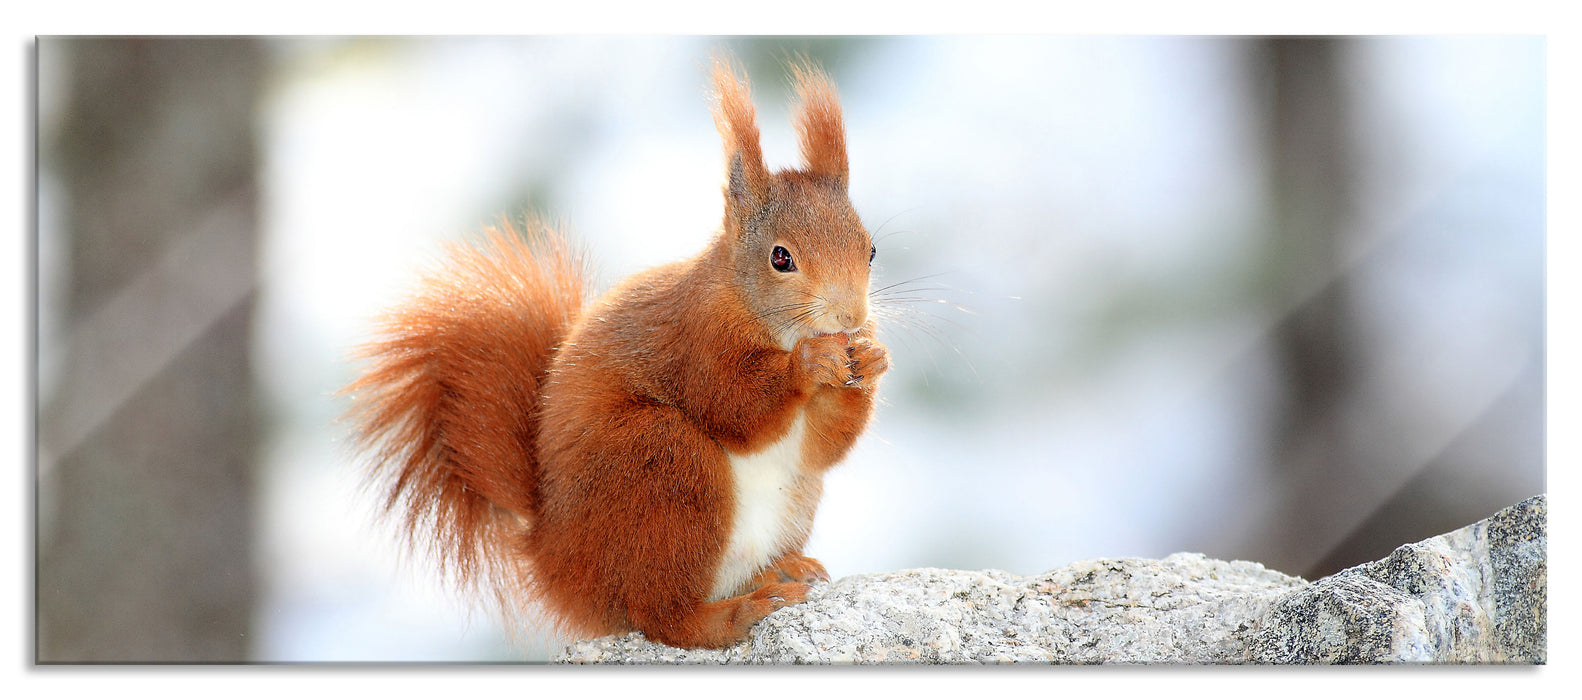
[[38, 38, 262, 662], [1248, 38, 1547, 580], [1250, 38, 1366, 579]]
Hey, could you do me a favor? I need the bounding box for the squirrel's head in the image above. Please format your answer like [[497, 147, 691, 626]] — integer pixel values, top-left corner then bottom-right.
[[710, 57, 873, 352]]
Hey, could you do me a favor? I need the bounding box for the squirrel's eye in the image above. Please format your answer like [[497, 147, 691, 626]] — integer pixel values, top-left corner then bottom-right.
[[869, 245, 876, 264], [771, 245, 796, 273]]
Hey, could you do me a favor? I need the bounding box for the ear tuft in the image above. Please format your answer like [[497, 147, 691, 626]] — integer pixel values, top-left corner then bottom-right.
[[789, 59, 848, 187], [710, 56, 770, 210]]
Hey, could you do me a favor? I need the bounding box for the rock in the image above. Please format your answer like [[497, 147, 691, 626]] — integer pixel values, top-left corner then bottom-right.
[[1248, 494, 1546, 663], [555, 495, 1545, 664]]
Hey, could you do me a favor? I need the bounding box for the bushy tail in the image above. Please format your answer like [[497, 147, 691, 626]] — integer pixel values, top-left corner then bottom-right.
[[343, 219, 588, 605]]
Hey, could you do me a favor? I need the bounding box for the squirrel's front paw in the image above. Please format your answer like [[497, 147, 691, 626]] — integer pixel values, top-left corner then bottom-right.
[[749, 552, 830, 588], [796, 333, 856, 387], [844, 336, 889, 389]]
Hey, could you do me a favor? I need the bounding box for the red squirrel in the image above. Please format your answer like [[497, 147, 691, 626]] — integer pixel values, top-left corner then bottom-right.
[[344, 57, 888, 650]]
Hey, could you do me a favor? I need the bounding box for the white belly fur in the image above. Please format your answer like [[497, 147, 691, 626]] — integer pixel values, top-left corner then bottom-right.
[[710, 410, 811, 601]]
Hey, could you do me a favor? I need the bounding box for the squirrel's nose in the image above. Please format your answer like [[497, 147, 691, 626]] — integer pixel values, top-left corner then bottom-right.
[[834, 302, 867, 331], [823, 284, 868, 332]]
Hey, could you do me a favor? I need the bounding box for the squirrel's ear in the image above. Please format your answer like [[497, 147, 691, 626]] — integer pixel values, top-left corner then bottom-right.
[[711, 57, 770, 212], [790, 60, 848, 188]]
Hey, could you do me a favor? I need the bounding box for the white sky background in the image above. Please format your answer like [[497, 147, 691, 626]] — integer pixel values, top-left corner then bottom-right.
[[245, 35, 1545, 662]]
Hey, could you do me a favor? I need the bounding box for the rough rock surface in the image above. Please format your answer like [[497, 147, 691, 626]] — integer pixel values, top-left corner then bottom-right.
[[555, 495, 1545, 664], [1248, 494, 1546, 663]]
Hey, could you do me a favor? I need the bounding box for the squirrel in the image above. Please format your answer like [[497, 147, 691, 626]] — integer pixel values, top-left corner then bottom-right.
[[343, 57, 889, 650]]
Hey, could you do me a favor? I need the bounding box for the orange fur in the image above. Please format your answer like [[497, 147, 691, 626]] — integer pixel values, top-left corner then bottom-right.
[[344, 221, 587, 608], [790, 59, 848, 185], [345, 57, 888, 650]]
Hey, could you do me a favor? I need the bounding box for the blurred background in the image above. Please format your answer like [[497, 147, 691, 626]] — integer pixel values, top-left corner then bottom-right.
[[35, 35, 1544, 662]]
